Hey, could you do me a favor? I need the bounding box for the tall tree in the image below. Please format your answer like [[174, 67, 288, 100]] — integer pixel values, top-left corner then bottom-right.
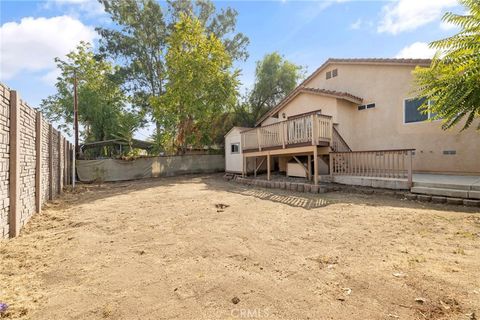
[[414, 0, 480, 130], [96, 0, 249, 131], [151, 14, 239, 154], [235, 52, 303, 126], [40, 42, 128, 144]]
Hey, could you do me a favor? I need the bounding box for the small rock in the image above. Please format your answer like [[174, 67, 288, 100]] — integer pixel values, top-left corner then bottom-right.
[[392, 272, 406, 278], [342, 288, 352, 295], [415, 297, 426, 304], [231, 296, 240, 304]]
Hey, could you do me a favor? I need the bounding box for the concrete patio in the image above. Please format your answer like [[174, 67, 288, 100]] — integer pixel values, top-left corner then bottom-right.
[[412, 173, 480, 199]]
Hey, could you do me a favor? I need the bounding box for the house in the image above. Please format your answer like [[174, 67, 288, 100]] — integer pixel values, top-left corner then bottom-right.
[[224, 58, 480, 194]]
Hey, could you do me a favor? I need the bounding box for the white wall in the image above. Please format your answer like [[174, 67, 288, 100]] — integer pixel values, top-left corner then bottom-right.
[[225, 128, 243, 173]]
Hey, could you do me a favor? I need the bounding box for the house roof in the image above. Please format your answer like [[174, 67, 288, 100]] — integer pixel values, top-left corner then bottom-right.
[[301, 87, 363, 104], [255, 86, 363, 126], [254, 58, 432, 126], [224, 126, 251, 137]]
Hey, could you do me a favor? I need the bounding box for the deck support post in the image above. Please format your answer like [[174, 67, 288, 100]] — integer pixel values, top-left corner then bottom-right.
[[407, 150, 413, 188], [242, 154, 246, 177], [267, 153, 271, 181], [254, 157, 257, 177], [329, 153, 334, 176], [313, 147, 318, 185], [307, 155, 311, 181], [311, 114, 317, 146]]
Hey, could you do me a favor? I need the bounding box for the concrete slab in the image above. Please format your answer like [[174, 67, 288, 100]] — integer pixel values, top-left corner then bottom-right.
[[417, 195, 432, 202], [468, 190, 480, 199], [333, 176, 407, 190], [431, 196, 447, 203], [446, 198, 464, 205], [411, 186, 469, 198], [413, 173, 480, 186], [463, 199, 480, 207]]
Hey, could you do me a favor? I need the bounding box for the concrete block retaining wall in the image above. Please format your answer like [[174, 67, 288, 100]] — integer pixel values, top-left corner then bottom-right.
[[77, 155, 225, 182], [0, 83, 73, 239]]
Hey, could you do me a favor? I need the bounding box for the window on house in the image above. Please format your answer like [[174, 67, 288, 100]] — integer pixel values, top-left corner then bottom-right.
[[366, 103, 375, 109], [358, 105, 366, 110], [404, 98, 436, 123], [231, 143, 240, 154], [326, 71, 332, 79], [332, 69, 338, 77]]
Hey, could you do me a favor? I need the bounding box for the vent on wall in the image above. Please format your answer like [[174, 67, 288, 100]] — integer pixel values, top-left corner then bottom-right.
[[326, 69, 338, 80], [358, 103, 375, 110], [443, 150, 456, 155]]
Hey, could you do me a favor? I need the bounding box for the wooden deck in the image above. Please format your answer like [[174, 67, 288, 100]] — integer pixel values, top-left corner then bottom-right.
[[241, 113, 332, 153]]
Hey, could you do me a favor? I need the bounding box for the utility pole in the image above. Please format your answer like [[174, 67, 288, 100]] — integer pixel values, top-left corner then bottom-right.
[[72, 70, 78, 188]]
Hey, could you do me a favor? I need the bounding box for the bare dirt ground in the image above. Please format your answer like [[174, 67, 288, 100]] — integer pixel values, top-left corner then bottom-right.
[[1, 174, 479, 320]]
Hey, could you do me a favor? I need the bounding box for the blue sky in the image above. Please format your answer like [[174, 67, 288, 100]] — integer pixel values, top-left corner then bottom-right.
[[0, 0, 461, 139]]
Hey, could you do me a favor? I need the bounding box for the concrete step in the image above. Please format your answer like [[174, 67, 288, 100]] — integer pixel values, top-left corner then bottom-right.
[[413, 181, 471, 190], [411, 186, 469, 198]]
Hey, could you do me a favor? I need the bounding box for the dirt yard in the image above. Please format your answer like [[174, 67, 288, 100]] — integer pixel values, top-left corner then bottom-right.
[[0, 174, 479, 320]]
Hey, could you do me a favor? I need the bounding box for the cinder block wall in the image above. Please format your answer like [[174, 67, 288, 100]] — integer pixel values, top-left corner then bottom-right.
[[0, 83, 73, 239], [0, 86, 10, 238], [41, 121, 50, 204], [19, 99, 37, 227], [52, 130, 59, 196]]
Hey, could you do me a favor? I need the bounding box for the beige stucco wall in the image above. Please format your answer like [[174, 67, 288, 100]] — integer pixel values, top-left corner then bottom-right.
[[261, 63, 480, 174]]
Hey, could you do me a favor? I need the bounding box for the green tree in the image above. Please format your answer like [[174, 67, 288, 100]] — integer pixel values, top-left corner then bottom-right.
[[96, 0, 249, 132], [151, 14, 239, 154], [413, 0, 480, 130], [40, 42, 128, 144], [113, 111, 143, 156], [235, 52, 304, 127]]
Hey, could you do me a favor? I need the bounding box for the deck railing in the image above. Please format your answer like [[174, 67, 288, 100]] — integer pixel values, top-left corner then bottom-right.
[[241, 113, 333, 151], [330, 149, 414, 185], [331, 127, 351, 152]]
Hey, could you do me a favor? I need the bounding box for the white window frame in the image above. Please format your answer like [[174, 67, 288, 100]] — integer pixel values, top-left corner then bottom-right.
[[230, 143, 240, 154], [403, 98, 436, 124]]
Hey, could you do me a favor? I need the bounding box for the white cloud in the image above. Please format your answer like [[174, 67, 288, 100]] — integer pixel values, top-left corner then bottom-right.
[[395, 42, 436, 59], [43, 0, 105, 18], [378, 0, 458, 34], [439, 20, 457, 31], [0, 16, 97, 81], [350, 18, 362, 30]]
